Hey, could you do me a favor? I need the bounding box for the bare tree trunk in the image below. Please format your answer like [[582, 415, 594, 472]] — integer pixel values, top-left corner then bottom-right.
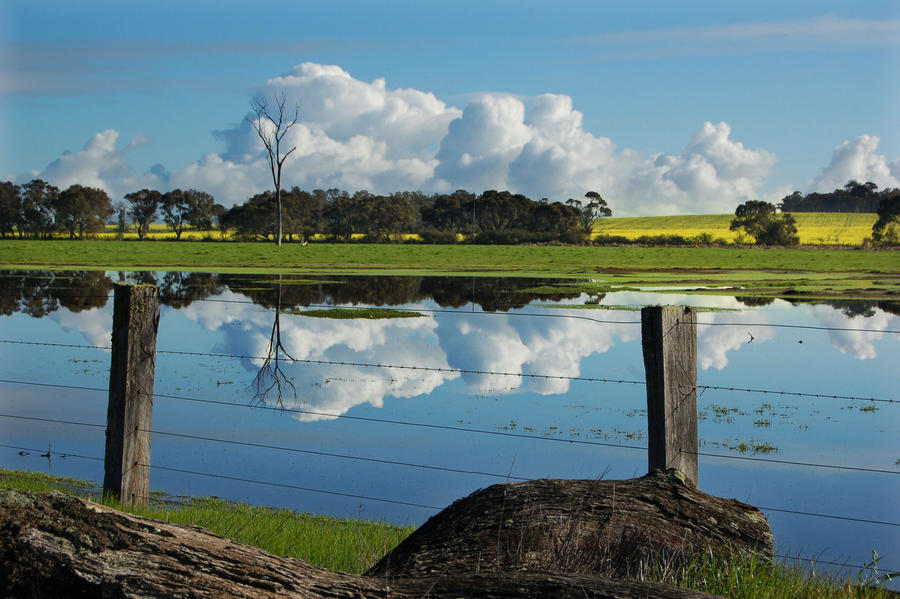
[[276, 186, 283, 246], [249, 92, 298, 248], [0, 489, 726, 599]]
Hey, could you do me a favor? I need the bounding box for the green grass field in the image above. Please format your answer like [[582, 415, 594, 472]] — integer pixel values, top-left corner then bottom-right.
[[2, 239, 896, 275], [1, 239, 897, 300], [593, 213, 877, 245]]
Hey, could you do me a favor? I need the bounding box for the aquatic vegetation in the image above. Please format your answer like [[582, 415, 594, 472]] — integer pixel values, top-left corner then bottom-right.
[[290, 308, 424, 319]]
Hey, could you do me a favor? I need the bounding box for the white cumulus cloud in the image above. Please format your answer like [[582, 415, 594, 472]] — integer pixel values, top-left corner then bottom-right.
[[810, 134, 900, 192], [17, 62, 897, 213]]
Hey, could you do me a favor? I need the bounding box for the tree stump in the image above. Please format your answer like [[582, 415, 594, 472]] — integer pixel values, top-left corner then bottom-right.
[[369, 470, 773, 578]]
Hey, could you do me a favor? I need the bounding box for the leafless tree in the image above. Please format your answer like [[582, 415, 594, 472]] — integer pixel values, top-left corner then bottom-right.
[[248, 92, 299, 246]]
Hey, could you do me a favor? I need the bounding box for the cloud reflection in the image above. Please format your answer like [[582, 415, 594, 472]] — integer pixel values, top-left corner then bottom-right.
[[437, 312, 637, 395], [596, 291, 779, 371], [181, 296, 457, 421], [179, 294, 638, 419], [809, 305, 894, 360], [49, 305, 113, 349]]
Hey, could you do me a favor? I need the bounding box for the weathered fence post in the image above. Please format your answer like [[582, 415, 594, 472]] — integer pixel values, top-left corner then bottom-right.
[[103, 284, 159, 506], [641, 305, 698, 484]]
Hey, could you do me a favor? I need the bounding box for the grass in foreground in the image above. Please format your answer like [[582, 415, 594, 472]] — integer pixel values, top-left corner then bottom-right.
[[646, 550, 898, 599], [1, 468, 896, 597], [0, 468, 412, 574]]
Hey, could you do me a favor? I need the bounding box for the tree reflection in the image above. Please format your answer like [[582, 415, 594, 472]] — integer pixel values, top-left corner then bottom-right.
[[252, 274, 296, 408], [2, 270, 893, 321], [54, 271, 114, 312], [0, 270, 110, 317], [159, 271, 224, 309]]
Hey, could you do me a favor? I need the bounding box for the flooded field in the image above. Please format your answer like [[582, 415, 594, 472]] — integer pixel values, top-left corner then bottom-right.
[[0, 270, 897, 579]]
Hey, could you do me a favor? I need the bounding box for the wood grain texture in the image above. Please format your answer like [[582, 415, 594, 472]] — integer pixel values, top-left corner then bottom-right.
[[104, 284, 159, 506], [0, 488, 730, 599], [369, 471, 772, 578], [642, 305, 698, 483]]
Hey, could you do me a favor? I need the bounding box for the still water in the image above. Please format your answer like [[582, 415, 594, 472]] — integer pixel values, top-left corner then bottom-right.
[[0, 271, 897, 577]]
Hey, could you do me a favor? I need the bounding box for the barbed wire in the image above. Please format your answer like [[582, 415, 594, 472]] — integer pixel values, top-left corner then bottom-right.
[[0, 442, 441, 510], [0, 339, 646, 385], [4, 408, 897, 478], [694, 320, 900, 334], [3, 381, 899, 476], [143, 428, 533, 481], [4, 441, 900, 529], [689, 450, 899, 476], [758, 506, 898, 527], [4, 439, 895, 573], [141, 463, 444, 511], [690, 384, 897, 404], [4, 339, 898, 405], [0, 443, 103, 463], [0, 386, 650, 450]]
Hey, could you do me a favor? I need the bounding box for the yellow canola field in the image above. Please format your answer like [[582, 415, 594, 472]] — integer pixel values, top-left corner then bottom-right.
[[97, 213, 877, 245], [593, 213, 877, 245]]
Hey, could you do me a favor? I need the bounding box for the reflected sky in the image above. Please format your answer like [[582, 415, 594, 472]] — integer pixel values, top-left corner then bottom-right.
[[0, 271, 897, 579]]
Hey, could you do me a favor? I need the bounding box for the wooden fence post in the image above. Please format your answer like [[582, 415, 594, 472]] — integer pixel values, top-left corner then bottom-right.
[[103, 284, 159, 506], [641, 305, 698, 485]]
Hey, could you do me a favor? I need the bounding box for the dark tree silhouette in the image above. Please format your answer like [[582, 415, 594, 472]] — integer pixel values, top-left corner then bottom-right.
[[125, 189, 161, 239], [872, 193, 899, 245], [54, 185, 113, 239], [567, 191, 612, 236], [0, 181, 22, 238], [730, 200, 798, 246], [21, 179, 59, 238]]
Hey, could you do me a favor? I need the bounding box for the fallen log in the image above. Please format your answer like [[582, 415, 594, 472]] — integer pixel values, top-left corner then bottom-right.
[[369, 470, 773, 578], [0, 488, 725, 599]]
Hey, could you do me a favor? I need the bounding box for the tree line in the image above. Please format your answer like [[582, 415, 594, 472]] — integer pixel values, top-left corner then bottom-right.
[[779, 180, 898, 213], [221, 187, 610, 244], [0, 179, 611, 244], [3, 176, 896, 246], [0, 180, 225, 241]]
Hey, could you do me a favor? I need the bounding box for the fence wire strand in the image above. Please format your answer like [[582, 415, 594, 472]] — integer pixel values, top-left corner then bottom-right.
[[4, 442, 898, 529], [0, 340, 645, 386], [2, 383, 899, 477], [3, 339, 897, 405]]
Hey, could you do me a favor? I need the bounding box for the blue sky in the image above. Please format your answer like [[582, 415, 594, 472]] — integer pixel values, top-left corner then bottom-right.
[[1, 0, 897, 214]]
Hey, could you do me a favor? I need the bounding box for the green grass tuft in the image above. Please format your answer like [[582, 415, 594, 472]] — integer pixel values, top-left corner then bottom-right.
[[289, 307, 424, 319]]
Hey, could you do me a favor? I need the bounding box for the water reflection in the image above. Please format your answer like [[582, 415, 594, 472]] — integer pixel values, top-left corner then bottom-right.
[[181, 290, 457, 421], [3, 269, 897, 320], [1, 269, 897, 578], [2, 270, 896, 380]]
